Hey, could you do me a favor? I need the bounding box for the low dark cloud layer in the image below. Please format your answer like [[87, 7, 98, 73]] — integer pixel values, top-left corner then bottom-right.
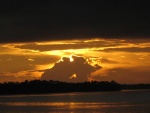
[[100, 58, 118, 64], [0, 54, 59, 72], [103, 47, 150, 53], [41, 55, 101, 82], [14, 40, 122, 51], [91, 67, 150, 84], [1, 0, 150, 43]]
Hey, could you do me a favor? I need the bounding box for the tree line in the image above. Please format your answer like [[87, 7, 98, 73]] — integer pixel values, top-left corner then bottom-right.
[[0, 80, 150, 95], [0, 80, 121, 95]]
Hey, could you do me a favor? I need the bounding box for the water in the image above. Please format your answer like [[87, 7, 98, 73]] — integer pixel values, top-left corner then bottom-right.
[[0, 90, 150, 113]]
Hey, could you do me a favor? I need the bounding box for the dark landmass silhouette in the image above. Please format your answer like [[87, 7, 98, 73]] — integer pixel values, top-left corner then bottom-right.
[[121, 84, 150, 90], [0, 80, 121, 95], [0, 80, 149, 95]]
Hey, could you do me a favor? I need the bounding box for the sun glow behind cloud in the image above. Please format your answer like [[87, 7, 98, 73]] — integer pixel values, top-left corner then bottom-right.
[[0, 38, 150, 83], [69, 55, 74, 62], [69, 74, 77, 79]]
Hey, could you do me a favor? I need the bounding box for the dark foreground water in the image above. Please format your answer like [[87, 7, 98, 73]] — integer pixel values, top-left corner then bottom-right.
[[0, 90, 150, 113]]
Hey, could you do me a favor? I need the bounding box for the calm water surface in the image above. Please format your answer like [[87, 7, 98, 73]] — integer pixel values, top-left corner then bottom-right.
[[0, 90, 150, 113]]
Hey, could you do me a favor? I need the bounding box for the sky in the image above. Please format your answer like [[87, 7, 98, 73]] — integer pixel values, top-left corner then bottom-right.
[[0, 0, 150, 84]]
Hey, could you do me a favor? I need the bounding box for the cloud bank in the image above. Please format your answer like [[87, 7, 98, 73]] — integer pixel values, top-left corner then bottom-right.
[[41, 55, 101, 82], [1, 1, 150, 43], [91, 67, 150, 84]]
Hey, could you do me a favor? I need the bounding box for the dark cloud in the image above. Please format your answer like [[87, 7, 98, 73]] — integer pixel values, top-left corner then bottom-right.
[[0, 72, 37, 83], [100, 58, 118, 64], [14, 40, 122, 51], [0, 0, 150, 43], [0, 54, 59, 72], [91, 67, 150, 84], [103, 47, 150, 53], [0, 55, 33, 72], [41, 55, 101, 82]]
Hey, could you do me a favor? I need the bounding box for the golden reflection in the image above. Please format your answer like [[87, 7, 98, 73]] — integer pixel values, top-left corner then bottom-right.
[[0, 102, 136, 108]]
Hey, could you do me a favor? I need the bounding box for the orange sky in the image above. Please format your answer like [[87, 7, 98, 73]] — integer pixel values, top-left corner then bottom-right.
[[0, 38, 150, 84]]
